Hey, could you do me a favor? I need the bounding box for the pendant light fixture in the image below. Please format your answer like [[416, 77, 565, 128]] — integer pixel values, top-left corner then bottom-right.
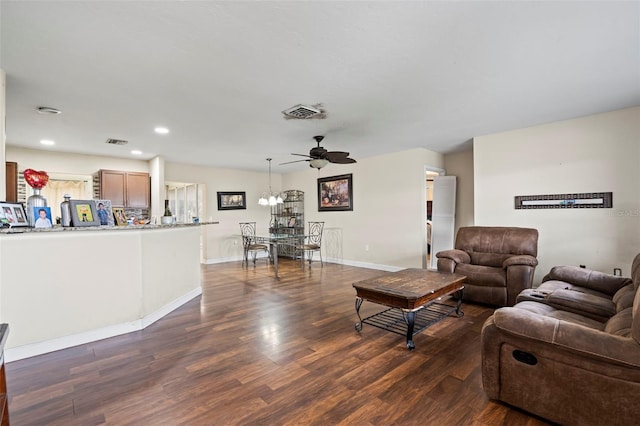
[[258, 158, 284, 206]]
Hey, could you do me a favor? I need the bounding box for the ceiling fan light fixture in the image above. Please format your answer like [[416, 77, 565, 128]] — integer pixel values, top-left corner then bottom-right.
[[309, 158, 329, 169]]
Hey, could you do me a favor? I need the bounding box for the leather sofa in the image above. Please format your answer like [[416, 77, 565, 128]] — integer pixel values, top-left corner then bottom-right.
[[436, 226, 539, 307], [481, 253, 640, 425]]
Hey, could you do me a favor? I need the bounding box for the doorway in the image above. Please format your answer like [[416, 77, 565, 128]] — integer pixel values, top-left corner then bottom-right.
[[166, 181, 207, 262], [425, 169, 441, 268], [424, 168, 457, 270]]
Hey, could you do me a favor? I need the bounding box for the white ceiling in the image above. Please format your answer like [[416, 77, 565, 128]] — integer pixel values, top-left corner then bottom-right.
[[1, 1, 639, 172]]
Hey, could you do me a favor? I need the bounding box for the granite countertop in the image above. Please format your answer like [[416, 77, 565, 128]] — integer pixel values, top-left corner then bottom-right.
[[0, 221, 219, 235]]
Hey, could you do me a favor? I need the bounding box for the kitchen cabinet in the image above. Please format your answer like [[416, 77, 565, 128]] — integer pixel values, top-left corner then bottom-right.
[[4, 162, 17, 202], [98, 170, 150, 208]]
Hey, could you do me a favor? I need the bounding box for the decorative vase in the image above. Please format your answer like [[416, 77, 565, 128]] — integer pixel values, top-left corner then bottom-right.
[[27, 188, 48, 227]]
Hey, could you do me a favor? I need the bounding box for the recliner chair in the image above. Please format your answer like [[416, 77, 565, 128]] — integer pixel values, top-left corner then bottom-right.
[[436, 226, 539, 307], [481, 252, 640, 426]]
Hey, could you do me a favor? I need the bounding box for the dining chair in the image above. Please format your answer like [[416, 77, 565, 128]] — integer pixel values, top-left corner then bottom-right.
[[239, 222, 270, 266], [297, 221, 324, 267]]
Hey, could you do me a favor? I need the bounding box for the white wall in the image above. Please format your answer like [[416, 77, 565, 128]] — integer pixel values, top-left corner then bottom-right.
[[444, 149, 474, 232], [282, 147, 444, 269], [0, 227, 201, 360], [0, 70, 6, 201], [165, 162, 280, 262], [7, 146, 445, 269], [474, 106, 640, 283], [6, 146, 150, 175]]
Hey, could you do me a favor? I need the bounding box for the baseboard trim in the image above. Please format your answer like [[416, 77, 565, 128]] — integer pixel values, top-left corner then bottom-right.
[[324, 257, 404, 272], [203, 255, 403, 272], [6, 287, 202, 363]]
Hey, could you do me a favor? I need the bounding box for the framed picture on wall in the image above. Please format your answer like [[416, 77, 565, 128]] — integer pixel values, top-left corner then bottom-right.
[[217, 191, 246, 210], [69, 200, 100, 227], [318, 174, 353, 212]]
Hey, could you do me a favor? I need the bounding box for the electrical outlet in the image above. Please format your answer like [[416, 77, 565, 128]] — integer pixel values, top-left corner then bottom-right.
[[365, 245, 369, 251]]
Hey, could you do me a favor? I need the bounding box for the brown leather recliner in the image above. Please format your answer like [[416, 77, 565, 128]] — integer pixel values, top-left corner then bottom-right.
[[481, 253, 640, 425], [436, 226, 539, 307]]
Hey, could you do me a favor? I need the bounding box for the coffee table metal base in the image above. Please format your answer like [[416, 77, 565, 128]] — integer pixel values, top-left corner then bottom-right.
[[355, 294, 463, 350]]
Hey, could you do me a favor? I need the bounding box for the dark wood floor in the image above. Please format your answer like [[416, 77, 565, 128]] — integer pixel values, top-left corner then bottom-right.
[[6, 260, 550, 425]]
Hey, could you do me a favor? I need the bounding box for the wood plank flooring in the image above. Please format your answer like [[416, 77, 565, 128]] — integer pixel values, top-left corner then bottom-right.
[[6, 260, 551, 425]]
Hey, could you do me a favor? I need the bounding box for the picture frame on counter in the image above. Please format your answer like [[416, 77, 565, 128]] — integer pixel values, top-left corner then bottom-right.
[[69, 200, 100, 227], [112, 207, 128, 226], [95, 199, 114, 226], [0, 202, 29, 228], [33, 206, 53, 228]]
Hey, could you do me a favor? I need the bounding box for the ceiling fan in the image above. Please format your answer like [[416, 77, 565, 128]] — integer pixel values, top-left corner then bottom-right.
[[281, 136, 357, 169]]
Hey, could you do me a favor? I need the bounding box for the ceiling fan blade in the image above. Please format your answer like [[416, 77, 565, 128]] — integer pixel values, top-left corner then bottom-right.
[[291, 153, 312, 158], [280, 159, 310, 165], [325, 151, 357, 164], [329, 157, 357, 164]]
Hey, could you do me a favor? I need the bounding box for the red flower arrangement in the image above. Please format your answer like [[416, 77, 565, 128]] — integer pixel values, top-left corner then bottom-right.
[[23, 169, 49, 189]]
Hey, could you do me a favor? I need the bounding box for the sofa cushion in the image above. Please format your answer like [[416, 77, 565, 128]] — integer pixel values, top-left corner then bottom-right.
[[537, 279, 613, 299], [513, 301, 606, 331], [546, 289, 616, 320], [614, 284, 636, 312], [468, 251, 511, 268], [605, 308, 633, 337], [455, 263, 506, 288]]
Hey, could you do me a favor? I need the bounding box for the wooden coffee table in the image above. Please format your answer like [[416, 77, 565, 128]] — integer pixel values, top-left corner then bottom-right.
[[353, 268, 466, 350]]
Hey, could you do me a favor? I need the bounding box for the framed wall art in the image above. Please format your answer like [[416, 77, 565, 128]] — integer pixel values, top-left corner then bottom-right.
[[318, 174, 353, 212], [515, 192, 613, 209], [217, 191, 246, 210], [0, 202, 29, 228], [69, 200, 100, 227]]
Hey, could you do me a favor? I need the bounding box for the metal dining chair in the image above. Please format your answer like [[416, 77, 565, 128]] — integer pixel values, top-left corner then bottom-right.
[[239, 222, 270, 266], [297, 221, 324, 267]]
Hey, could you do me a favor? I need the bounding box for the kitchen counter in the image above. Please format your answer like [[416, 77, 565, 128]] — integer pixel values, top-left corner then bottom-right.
[[0, 224, 209, 361], [0, 221, 219, 234]]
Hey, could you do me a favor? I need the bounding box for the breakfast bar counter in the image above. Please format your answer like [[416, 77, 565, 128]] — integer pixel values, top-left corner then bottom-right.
[[0, 223, 214, 361]]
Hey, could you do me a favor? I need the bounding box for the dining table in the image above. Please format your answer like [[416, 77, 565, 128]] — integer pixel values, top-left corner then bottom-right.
[[245, 233, 307, 278]]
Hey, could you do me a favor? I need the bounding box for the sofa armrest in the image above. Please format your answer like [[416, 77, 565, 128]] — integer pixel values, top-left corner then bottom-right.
[[492, 307, 640, 368], [435, 249, 470, 265], [503, 255, 538, 268], [542, 266, 632, 296]]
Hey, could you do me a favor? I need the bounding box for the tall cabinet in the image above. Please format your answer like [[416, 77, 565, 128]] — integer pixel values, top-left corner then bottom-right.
[[270, 190, 304, 258]]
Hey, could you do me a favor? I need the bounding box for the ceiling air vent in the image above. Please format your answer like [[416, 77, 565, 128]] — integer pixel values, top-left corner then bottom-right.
[[106, 138, 128, 146], [282, 104, 325, 119]]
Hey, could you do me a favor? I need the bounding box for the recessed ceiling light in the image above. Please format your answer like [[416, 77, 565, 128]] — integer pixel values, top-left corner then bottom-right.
[[40, 139, 55, 146], [154, 127, 169, 134], [131, 150, 142, 155], [36, 106, 62, 115]]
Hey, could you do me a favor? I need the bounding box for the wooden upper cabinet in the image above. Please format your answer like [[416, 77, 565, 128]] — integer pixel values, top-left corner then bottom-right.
[[99, 170, 149, 208], [125, 172, 150, 208], [100, 170, 126, 206]]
